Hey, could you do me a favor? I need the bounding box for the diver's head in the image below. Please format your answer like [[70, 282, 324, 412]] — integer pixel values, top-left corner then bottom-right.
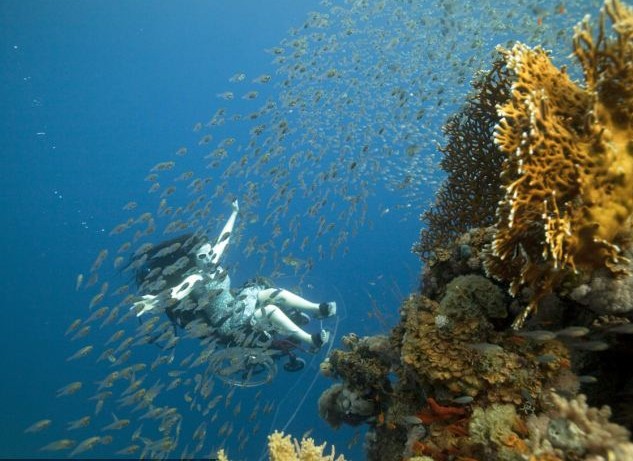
[[195, 242, 215, 271]]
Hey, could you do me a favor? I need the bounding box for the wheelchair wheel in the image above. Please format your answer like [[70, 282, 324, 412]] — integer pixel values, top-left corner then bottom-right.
[[208, 347, 278, 387]]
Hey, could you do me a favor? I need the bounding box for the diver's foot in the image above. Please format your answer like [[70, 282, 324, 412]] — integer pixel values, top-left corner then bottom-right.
[[311, 329, 330, 349], [316, 302, 337, 319]]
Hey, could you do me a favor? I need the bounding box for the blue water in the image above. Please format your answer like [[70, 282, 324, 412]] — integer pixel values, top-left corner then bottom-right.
[[1, 1, 420, 458]]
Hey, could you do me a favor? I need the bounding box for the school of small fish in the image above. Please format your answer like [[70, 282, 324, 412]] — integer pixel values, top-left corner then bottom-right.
[[28, 0, 609, 458]]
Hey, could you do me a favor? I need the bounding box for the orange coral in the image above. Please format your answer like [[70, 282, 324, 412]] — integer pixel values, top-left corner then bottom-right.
[[500, 432, 529, 454], [486, 0, 633, 327]]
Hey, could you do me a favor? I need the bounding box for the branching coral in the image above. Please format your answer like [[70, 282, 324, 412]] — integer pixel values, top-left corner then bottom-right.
[[414, 59, 510, 262], [267, 431, 346, 461], [485, 0, 633, 328]]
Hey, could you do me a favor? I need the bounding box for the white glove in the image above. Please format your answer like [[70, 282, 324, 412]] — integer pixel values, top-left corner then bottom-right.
[[131, 294, 159, 317]]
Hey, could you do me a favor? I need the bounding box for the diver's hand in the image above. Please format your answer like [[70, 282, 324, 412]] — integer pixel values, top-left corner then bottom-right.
[[131, 294, 158, 317], [232, 199, 239, 213]]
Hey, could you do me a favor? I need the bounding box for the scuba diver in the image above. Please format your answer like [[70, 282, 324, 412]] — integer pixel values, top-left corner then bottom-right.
[[130, 199, 336, 352]]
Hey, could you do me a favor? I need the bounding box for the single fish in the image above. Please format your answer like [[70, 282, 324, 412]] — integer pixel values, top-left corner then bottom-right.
[[56, 381, 82, 397], [67, 416, 91, 430], [555, 326, 590, 338], [516, 330, 557, 341], [24, 419, 52, 433], [40, 439, 76, 451], [102, 413, 130, 431], [66, 345, 93, 362], [571, 341, 609, 352], [607, 323, 633, 334], [69, 436, 101, 457]]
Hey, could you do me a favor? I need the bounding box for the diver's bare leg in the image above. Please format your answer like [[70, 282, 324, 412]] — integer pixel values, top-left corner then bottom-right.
[[257, 288, 335, 317], [253, 304, 312, 344]]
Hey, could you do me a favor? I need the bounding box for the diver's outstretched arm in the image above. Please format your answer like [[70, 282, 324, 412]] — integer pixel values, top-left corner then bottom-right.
[[210, 199, 239, 265], [131, 274, 204, 317]]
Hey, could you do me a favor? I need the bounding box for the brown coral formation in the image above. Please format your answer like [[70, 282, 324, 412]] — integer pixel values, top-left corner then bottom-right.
[[485, 0, 633, 328], [400, 292, 571, 406], [318, 334, 392, 429]]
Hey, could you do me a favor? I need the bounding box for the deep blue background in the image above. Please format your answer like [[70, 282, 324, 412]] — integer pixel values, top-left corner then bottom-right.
[[1, 1, 420, 458]]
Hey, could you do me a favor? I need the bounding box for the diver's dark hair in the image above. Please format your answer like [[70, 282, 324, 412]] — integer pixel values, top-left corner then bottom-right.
[[133, 233, 205, 294]]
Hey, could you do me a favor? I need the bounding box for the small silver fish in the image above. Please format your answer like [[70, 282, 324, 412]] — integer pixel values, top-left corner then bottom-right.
[[536, 354, 558, 364], [555, 326, 590, 338], [75, 274, 84, 291], [607, 323, 633, 334], [40, 439, 75, 451], [401, 415, 424, 425], [25, 419, 52, 433], [67, 416, 91, 430], [66, 346, 93, 361], [467, 342, 504, 354], [571, 341, 609, 351], [70, 325, 91, 341], [56, 381, 82, 397], [69, 436, 101, 457], [64, 319, 82, 336], [452, 395, 474, 405], [516, 330, 557, 342], [102, 413, 130, 431]]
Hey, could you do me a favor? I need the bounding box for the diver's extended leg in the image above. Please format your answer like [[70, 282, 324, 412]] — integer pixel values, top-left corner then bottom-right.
[[257, 288, 336, 318], [253, 304, 329, 348]]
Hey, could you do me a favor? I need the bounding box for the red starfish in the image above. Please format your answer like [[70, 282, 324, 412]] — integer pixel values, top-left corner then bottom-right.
[[416, 397, 466, 424]]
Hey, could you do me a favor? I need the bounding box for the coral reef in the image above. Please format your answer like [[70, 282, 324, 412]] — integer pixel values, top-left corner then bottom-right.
[[485, 0, 633, 327], [320, 228, 633, 459], [317, 2, 633, 460]]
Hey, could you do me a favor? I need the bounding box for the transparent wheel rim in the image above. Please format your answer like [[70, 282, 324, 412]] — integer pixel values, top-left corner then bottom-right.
[[208, 347, 278, 387]]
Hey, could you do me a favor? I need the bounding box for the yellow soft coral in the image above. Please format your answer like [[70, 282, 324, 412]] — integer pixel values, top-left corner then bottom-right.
[[268, 431, 346, 461], [486, 0, 633, 328]]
